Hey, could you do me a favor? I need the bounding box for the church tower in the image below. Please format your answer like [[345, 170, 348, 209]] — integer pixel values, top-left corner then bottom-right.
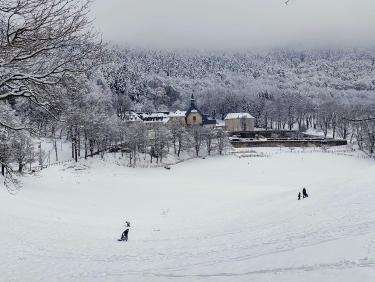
[[186, 94, 203, 125], [190, 94, 197, 109]]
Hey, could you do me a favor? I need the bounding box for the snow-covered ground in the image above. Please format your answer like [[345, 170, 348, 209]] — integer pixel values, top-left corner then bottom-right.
[[1, 148, 375, 282]]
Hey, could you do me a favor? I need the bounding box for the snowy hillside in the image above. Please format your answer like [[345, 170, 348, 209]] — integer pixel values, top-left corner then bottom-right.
[[1, 150, 375, 282]]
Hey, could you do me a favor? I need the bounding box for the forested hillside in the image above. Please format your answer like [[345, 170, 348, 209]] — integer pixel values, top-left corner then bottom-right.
[[103, 48, 375, 112], [102, 48, 375, 145]]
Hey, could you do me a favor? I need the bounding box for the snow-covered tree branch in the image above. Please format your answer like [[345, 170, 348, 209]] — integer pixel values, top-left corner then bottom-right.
[[0, 0, 102, 129]]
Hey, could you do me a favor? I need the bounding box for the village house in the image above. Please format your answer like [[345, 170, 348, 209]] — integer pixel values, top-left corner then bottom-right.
[[123, 112, 143, 123], [123, 95, 220, 128], [168, 110, 187, 125], [140, 112, 170, 128], [224, 113, 255, 132]]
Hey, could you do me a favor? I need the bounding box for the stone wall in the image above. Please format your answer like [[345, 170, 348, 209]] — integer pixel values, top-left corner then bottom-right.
[[231, 139, 348, 148]]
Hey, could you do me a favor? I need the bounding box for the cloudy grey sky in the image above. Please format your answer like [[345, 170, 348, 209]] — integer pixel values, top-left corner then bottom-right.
[[91, 0, 375, 50]]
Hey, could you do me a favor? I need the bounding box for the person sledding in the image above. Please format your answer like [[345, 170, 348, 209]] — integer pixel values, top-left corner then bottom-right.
[[302, 188, 308, 198], [118, 221, 131, 242], [119, 229, 129, 242]]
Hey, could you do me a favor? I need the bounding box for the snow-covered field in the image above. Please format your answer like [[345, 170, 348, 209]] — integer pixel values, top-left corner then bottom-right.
[[1, 149, 375, 282]]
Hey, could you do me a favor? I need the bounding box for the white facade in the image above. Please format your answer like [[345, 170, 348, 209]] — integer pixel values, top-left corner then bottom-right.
[[224, 113, 255, 132]]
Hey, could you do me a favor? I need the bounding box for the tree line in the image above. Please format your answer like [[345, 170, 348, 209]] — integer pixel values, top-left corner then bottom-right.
[[0, 0, 374, 191]]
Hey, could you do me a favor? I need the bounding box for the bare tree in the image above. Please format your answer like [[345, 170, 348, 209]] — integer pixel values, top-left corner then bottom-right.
[[0, 0, 101, 130], [151, 124, 170, 163], [168, 121, 183, 155], [168, 122, 190, 157], [124, 122, 147, 167], [0, 128, 20, 192], [202, 127, 216, 155], [363, 120, 375, 154], [190, 126, 204, 157], [0, 129, 11, 176], [216, 128, 229, 155], [10, 131, 36, 172], [350, 118, 375, 155]]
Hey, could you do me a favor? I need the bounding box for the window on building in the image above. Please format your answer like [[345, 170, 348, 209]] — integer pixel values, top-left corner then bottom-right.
[[193, 116, 196, 123]]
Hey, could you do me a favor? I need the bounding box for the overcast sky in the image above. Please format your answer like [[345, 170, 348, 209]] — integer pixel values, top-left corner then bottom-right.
[[91, 0, 375, 50]]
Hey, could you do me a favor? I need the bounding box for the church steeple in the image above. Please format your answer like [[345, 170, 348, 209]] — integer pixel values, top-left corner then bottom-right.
[[190, 94, 196, 108]]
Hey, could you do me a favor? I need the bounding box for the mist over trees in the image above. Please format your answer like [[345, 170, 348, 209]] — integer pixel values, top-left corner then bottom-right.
[[0, 1, 374, 191]]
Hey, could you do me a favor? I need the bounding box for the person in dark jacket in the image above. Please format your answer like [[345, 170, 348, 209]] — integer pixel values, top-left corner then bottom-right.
[[298, 192, 301, 200], [120, 228, 129, 242], [118, 221, 131, 242], [302, 188, 308, 198]]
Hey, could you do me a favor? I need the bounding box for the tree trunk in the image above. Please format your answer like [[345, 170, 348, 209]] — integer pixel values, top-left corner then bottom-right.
[[89, 140, 94, 157], [84, 139, 88, 160], [54, 140, 59, 162], [173, 137, 177, 154], [71, 139, 75, 159], [78, 130, 81, 157]]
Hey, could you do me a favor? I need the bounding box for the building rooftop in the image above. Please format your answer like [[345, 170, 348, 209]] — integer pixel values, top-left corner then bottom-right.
[[170, 110, 187, 117], [124, 112, 143, 122], [225, 113, 255, 120]]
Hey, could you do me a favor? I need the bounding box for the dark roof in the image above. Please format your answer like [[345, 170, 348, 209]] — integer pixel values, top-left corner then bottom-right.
[[203, 119, 217, 125], [143, 117, 164, 122], [203, 115, 217, 125]]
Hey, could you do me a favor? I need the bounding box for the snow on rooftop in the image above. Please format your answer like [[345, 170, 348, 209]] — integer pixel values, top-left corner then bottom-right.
[[147, 113, 169, 118], [224, 113, 254, 120], [170, 110, 186, 117], [125, 112, 142, 121]]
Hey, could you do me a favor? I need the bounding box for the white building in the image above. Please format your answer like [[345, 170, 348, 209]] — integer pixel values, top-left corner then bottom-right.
[[224, 113, 255, 132]]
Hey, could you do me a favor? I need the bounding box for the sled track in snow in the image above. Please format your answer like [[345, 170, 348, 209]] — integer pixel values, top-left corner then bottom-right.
[[145, 260, 375, 278], [145, 259, 375, 278], [71, 260, 375, 280]]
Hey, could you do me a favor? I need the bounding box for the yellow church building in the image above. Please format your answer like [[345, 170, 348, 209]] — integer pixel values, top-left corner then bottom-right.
[[185, 95, 216, 128]]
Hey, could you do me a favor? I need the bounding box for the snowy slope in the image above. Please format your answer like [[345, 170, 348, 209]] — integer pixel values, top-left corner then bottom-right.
[[1, 150, 375, 282]]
